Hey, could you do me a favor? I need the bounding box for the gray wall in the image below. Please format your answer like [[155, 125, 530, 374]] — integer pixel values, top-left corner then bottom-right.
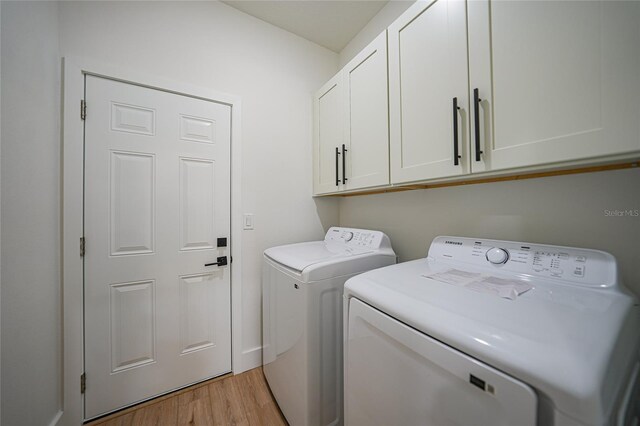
[[1, 1, 62, 424], [340, 168, 640, 295]]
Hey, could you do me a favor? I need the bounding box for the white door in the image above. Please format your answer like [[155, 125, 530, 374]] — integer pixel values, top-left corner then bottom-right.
[[389, 0, 470, 184], [344, 32, 390, 191], [345, 298, 537, 426], [83, 76, 232, 419], [468, 0, 640, 173], [313, 73, 344, 195]]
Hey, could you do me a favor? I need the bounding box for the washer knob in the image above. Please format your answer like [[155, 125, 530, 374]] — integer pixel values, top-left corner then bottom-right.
[[486, 247, 509, 264], [343, 231, 354, 242]]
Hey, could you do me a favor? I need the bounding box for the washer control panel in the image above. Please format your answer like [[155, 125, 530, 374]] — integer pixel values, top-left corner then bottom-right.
[[325, 227, 389, 250], [428, 236, 616, 287]]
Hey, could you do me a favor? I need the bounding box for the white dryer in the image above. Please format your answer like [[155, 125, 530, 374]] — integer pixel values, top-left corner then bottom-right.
[[263, 227, 396, 426], [344, 236, 640, 426]]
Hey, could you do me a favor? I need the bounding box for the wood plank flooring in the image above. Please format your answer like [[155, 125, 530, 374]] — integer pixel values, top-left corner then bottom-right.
[[86, 368, 288, 426]]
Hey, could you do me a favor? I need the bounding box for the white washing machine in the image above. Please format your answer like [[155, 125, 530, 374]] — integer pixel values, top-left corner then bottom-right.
[[344, 236, 640, 426], [263, 227, 396, 426]]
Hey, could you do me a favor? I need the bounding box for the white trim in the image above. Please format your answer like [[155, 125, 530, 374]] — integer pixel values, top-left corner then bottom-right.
[[241, 346, 263, 372], [60, 56, 243, 425], [48, 410, 64, 426], [61, 58, 85, 426]]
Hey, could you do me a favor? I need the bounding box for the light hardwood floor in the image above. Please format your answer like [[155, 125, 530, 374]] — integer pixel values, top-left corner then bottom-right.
[[86, 368, 288, 426]]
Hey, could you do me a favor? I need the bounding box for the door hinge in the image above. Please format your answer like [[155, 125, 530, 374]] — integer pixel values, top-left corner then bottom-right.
[[80, 100, 87, 120], [81, 373, 86, 394], [80, 237, 86, 257]]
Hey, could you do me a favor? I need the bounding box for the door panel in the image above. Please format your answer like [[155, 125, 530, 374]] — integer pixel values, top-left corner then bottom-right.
[[110, 151, 155, 255], [314, 74, 344, 194], [346, 298, 537, 426], [84, 76, 231, 419], [345, 32, 390, 190], [468, 0, 640, 172], [389, 0, 470, 184], [111, 102, 156, 136], [109, 280, 156, 372], [179, 157, 216, 251], [178, 271, 223, 354]]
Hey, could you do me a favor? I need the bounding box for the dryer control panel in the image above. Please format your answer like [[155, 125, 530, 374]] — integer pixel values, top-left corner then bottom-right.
[[428, 236, 617, 287], [325, 227, 391, 250]]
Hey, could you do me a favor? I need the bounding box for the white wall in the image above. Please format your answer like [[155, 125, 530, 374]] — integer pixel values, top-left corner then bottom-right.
[[340, 168, 640, 295], [1, 0, 339, 423], [0, 2, 3, 422], [57, 0, 339, 369], [338, 0, 413, 67], [1, 2, 62, 425]]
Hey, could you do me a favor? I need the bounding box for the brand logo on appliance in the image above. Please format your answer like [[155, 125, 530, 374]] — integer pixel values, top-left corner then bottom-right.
[[444, 241, 463, 246]]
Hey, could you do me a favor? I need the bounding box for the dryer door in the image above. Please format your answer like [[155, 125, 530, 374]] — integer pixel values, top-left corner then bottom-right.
[[345, 298, 537, 426]]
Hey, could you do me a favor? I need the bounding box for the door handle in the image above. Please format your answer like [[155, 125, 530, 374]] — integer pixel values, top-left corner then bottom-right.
[[452, 97, 461, 166], [205, 256, 228, 267], [335, 147, 340, 186], [342, 144, 348, 184], [473, 88, 483, 162]]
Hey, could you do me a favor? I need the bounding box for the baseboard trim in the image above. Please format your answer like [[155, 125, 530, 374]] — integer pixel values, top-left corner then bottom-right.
[[48, 410, 64, 426], [237, 346, 262, 373]]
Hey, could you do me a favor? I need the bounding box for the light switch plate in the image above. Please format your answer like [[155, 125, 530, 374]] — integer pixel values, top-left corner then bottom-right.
[[243, 214, 254, 230]]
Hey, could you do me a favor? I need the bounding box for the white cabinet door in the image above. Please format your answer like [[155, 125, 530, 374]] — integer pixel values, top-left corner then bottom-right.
[[313, 73, 344, 195], [389, 0, 470, 184], [468, 0, 640, 173], [84, 76, 231, 419], [344, 32, 390, 191]]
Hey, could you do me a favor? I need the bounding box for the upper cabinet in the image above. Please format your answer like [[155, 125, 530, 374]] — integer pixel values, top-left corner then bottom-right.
[[313, 33, 390, 195], [344, 32, 390, 190], [313, 73, 343, 195], [389, 0, 640, 183], [313, 0, 640, 195], [389, 0, 470, 184], [468, 0, 640, 173]]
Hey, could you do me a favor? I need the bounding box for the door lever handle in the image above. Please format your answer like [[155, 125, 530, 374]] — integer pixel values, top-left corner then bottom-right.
[[205, 256, 228, 267]]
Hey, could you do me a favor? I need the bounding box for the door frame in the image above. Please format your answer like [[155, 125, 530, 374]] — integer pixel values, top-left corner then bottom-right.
[[61, 57, 243, 425]]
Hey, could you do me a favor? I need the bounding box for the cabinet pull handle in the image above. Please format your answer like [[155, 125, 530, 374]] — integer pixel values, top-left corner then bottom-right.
[[473, 88, 484, 162], [453, 97, 461, 166], [342, 144, 348, 184], [335, 147, 340, 186]]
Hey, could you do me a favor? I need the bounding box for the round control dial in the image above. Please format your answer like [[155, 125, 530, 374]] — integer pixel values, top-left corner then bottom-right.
[[342, 231, 354, 242], [486, 247, 509, 264]]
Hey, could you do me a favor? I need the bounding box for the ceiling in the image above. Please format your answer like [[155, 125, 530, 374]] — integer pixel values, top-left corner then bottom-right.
[[221, 0, 390, 52]]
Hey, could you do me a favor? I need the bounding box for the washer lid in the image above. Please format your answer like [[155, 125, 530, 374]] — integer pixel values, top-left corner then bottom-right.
[[264, 241, 372, 273], [344, 258, 639, 426]]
